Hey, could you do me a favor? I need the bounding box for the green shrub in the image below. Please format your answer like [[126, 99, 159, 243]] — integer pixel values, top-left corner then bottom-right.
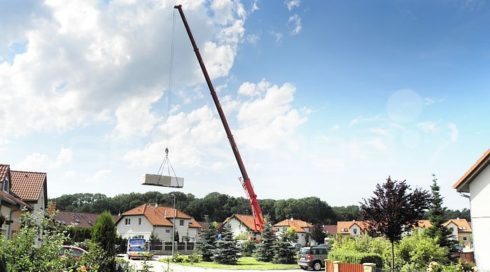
[[328, 249, 383, 268], [240, 240, 257, 257], [172, 253, 186, 263], [188, 253, 202, 264]]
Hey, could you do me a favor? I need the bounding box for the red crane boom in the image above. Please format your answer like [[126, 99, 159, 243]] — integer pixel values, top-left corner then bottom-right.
[[174, 5, 265, 232]]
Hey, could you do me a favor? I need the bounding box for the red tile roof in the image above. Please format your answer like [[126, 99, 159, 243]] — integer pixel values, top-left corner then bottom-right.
[[0, 190, 31, 209], [0, 164, 9, 182], [10, 170, 47, 202], [453, 149, 490, 192], [223, 214, 257, 232], [337, 220, 369, 234], [274, 219, 313, 233], [323, 225, 337, 234], [55, 211, 99, 228], [445, 218, 472, 233], [121, 204, 201, 228]]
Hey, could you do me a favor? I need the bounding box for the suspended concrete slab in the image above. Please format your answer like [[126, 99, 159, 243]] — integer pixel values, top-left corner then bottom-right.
[[142, 174, 184, 188]]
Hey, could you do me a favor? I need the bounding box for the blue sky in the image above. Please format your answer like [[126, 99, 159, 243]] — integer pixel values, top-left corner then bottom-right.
[[1, 0, 489, 210]]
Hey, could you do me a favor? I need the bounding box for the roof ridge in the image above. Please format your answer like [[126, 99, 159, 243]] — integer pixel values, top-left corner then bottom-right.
[[10, 170, 47, 175]]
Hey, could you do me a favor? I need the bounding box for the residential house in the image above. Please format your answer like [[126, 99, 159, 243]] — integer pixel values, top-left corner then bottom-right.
[[417, 219, 472, 249], [337, 220, 368, 237], [323, 225, 337, 236], [116, 204, 201, 242], [221, 214, 260, 239], [0, 164, 31, 238], [273, 218, 313, 246], [453, 149, 490, 270], [55, 211, 100, 228], [445, 218, 472, 250], [10, 170, 48, 217]]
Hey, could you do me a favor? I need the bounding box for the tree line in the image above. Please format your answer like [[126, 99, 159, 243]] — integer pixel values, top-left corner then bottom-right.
[[51, 191, 469, 224]]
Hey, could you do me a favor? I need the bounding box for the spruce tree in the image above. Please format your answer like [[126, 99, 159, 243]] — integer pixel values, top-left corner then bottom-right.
[[214, 225, 239, 264], [425, 174, 457, 260], [272, 236, 296, 264], [198, 220, 217, 262], [256, 221, 276, 262], [92, 211, 117, 272]]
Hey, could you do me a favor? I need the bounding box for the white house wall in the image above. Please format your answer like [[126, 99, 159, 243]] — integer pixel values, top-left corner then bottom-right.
[[224, 218, 249, 238], [153, 226, 173, 242], [469, 165, 490, 271], [116, 215, 153, 240]]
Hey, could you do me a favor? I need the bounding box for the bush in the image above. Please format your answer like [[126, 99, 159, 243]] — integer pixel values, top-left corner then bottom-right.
[[240, 240, 257, 257], [172, 253, 186, 263], [188, 253, 202, 264], [328, 249, 383, 268]]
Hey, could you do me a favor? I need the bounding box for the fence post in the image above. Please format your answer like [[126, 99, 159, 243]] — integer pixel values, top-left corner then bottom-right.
[[363, 263, 376, 272], [333, 261, 340, 272]]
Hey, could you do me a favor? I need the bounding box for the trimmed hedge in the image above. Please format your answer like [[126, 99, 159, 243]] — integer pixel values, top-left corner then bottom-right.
[[328, 249, 383, 268]]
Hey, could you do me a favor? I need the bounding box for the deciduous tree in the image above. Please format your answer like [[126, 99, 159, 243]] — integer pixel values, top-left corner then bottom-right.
[[360, 177, 430, 272]]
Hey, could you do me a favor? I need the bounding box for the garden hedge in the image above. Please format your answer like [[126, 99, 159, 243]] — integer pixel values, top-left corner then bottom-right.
[[327, 249, 383, 268]]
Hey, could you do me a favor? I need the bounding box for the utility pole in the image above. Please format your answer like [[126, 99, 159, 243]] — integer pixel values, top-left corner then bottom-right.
[[171, 193, 176, 256]]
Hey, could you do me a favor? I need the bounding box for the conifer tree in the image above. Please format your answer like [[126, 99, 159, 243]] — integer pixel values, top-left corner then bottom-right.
[[272, 236, 296, 264], [425, 174, 457, 260], [198, 220, 217, 262], [92, 211, 117, 272], [214, 225, 239, 264], [256, 221, 276, 262]]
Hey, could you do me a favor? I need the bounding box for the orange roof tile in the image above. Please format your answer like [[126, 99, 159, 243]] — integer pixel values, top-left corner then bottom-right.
[[0, 164, 9, 181], [10, 170, 47, 202], [337, 220, 369, 233], [453, 149, 490, 192], [122, 204, 200, 228], [223, 214, 257, 231], [444, 218, 472, 233], [417, 220, 432, 228], [274, 219, 313, 233]]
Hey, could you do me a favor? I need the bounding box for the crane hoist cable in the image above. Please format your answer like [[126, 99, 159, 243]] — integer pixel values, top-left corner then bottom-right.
[[154, 7, 179, 184]]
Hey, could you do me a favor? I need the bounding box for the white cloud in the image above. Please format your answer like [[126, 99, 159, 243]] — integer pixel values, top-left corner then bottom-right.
[[124, 79, 307, 171], [246, 34, 259, 44], [285, 0, 300, 11], [288, 14, 302, 35], [111, 90, 163, 139], [251, 0, 259, 12], [448, 123, 459, 142], [16, 147, 73, 170], [85, 169, 112, 184], [0, 0, 246, 140], [271, 31, 283, 43], [417, 121, 439, 133], [236, 81, 307, 150]]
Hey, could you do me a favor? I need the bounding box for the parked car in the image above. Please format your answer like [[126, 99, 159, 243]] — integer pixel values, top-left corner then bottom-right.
[[297, 245, 329, 271], [60, 245, 87, 259]]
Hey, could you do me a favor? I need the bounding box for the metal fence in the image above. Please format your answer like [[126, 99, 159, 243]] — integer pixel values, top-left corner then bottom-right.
[[149, 242, 197, 255]]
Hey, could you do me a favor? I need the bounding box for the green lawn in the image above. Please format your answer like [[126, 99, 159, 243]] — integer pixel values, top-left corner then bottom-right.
[[163, 257, 298, 270]]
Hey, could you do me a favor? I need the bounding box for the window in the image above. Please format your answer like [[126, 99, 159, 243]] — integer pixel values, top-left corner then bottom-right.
[[353, 228, 358, 235], [463, 237, 467, 241], [138, 218, 142, 225], [180, 219, 184, 226], [3, 177, 9, 192], [125, 218, 131, 225], [166, 229, 170, 233]]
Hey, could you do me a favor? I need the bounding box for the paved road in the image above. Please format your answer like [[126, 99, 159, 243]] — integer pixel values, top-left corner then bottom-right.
[[126, 256, 302, 272]]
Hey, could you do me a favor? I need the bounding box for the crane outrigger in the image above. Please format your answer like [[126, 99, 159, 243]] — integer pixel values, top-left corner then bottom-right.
[[174, 5, 265, 232]]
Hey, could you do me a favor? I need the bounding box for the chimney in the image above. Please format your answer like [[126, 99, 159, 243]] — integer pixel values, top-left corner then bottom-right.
[[47, 201, 57, 215]]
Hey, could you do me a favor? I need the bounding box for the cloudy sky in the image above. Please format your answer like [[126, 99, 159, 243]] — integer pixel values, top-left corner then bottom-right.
[[1, 0, 489, 209]]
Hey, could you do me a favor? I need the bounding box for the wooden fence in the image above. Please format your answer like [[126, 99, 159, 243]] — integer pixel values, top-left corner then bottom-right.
[[326, 260, 365, 272]]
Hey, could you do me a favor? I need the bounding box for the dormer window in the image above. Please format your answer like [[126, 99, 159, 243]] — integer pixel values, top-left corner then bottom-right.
[[3, 176, 9, 192]]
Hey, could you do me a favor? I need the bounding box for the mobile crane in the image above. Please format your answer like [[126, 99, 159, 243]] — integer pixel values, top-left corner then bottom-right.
[[174, 5, 265, 232]]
